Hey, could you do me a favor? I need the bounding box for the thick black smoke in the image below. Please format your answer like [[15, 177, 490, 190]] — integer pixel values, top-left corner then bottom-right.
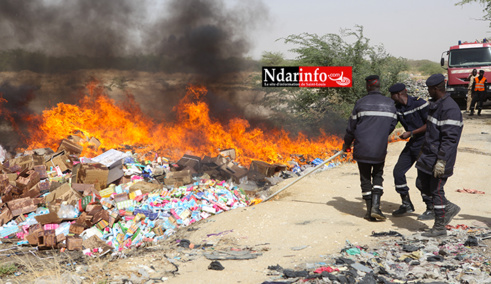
[[0, 0, 267, 76]]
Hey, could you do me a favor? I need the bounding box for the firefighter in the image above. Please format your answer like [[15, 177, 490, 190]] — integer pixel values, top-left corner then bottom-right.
[[342, 75, 397, 222], [466, 69, 477, 113], [388, 83, 434, 220], [470, 69, 487, 116], [416, 74, 463, 237]]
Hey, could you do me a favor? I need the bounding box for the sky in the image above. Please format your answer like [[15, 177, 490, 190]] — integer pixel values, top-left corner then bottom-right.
[[247, 0, 490, 61]]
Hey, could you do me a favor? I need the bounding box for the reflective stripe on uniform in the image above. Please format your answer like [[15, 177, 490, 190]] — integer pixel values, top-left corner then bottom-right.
[[362, 192, 372, 196], [373, 185, 384, 190], [427, 116, 463, 127], [395, 184, 407, 188], [352, 111, 397, 120], [396, 102, 429, 116], [434, 205, 446, 209]]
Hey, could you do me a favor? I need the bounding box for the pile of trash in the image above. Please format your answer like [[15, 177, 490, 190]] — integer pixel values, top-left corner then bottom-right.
[[263, 227, 491, 283], [0, 137, 341, 254]]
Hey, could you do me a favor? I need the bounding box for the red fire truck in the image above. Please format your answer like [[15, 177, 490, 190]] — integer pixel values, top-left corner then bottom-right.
[[440, 40, 491, 106]]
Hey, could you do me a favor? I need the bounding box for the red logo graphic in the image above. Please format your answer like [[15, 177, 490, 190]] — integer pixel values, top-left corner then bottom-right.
[[299, 66, 352, 88]]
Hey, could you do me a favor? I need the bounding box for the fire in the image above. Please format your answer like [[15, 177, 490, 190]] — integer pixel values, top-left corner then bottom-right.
[[18, 81, 344, 165]]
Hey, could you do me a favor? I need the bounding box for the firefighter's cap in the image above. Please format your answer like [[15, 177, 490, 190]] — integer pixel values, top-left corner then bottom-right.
[[425, 74, 445, 87], [388, 83, 406, 93], [365, 75, 379, 81]]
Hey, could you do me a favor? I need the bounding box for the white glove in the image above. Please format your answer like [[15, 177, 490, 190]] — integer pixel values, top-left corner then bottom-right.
[[433, 159, 446, 178]]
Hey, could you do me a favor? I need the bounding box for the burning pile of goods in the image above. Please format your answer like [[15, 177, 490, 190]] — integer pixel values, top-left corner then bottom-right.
[[0, 82, 345, 254]]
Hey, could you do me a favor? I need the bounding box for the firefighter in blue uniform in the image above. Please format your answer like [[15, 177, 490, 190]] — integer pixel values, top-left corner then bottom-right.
[[417, 74, 463, 237], [388, 83, 434, 220], [343, 75, 397, 222]]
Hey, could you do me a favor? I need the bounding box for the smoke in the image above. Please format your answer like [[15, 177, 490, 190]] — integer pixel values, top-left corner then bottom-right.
[[0, 0, 268, 75]]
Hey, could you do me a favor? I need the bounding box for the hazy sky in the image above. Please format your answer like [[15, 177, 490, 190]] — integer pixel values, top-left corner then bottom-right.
[[247, 0, 490, 61]]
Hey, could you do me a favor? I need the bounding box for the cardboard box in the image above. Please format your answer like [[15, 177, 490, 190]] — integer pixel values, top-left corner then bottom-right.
[[219, 148, 236, 160], [91, 149, 127, 185], [66, 236, 83, 250], [0, 174, 10, 191], [57, 139, 83, 156], [38, 229, 56, 248], [177, 154, 201, 172], [69, 223, 85, 235], [72, 163, 109, 191], [9, 154, 44, 170], [0, 204, 13, 226], [45, 151, 72, 173], [7, 197, 37, 216], [129, 181, 161, 194], [219, 162, 248, 184], [165, 169, 192, 186], [45, 183, 82, 206], [16, 170, 40, 192], [33, 165, 48, 179], [20, 182, 42, 199], [71, 183, 98, 196], [250, 160, 287, 177]]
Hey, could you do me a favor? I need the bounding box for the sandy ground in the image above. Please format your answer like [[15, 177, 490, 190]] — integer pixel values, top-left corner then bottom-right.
[[153, 110, 491, 284]]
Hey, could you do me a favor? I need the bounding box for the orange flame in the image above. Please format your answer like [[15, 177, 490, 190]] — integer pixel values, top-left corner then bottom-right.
[[19, 82, 344, 165]]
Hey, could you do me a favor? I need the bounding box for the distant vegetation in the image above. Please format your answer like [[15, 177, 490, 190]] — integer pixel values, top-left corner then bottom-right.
[[0, 49, 260, 73], [406, 59, 444, 76]]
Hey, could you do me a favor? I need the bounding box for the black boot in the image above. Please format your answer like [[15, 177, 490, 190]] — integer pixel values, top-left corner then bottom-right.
[[422, 215, 446, 237], [470, 109, 474, 116], [371, 192, 386, 221], [478, 109, 482, 116], [417, 204, 435, 220], [364, 199, 376, 222], [392, 194, 415, 217], [443, 201, 461, 226]]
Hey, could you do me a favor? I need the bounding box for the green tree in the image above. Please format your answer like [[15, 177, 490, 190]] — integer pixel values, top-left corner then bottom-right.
[[260, 26, 408, 132], [260, 51, 286, 66]]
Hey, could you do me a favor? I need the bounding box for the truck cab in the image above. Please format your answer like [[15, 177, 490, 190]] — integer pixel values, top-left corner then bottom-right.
[[441, 41, 491, 106]]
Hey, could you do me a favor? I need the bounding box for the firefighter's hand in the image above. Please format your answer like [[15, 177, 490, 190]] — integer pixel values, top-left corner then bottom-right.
[[433, 159, 446, 178], [399, 131, 411, 139], [342, 143, 351, 153]]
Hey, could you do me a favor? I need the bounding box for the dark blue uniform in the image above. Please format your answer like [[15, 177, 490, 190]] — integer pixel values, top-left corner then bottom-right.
[[344, 91, 397, 199], [393, 96, 431, 205], [416, 93, 463, 217]]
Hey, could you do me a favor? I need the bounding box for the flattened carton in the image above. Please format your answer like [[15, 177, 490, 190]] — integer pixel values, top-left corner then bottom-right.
[[7, 197, 37, 216], [72, 163, 109, 191], [45, 183, 82, 206]]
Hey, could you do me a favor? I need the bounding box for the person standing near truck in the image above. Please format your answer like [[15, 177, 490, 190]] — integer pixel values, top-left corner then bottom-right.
[[388, 83, 434, 220], [466, 69, 477, 113], [342, 75, 397, 222], [417, 74, 463, 237], [470, 70, 487, 116]]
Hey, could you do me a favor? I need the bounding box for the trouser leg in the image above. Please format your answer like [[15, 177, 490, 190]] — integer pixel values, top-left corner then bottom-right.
[[393, 145, 412, 195], [357, 162, 373, 200], [371, 162, 386, 220], [466, 90, 472, 112]]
